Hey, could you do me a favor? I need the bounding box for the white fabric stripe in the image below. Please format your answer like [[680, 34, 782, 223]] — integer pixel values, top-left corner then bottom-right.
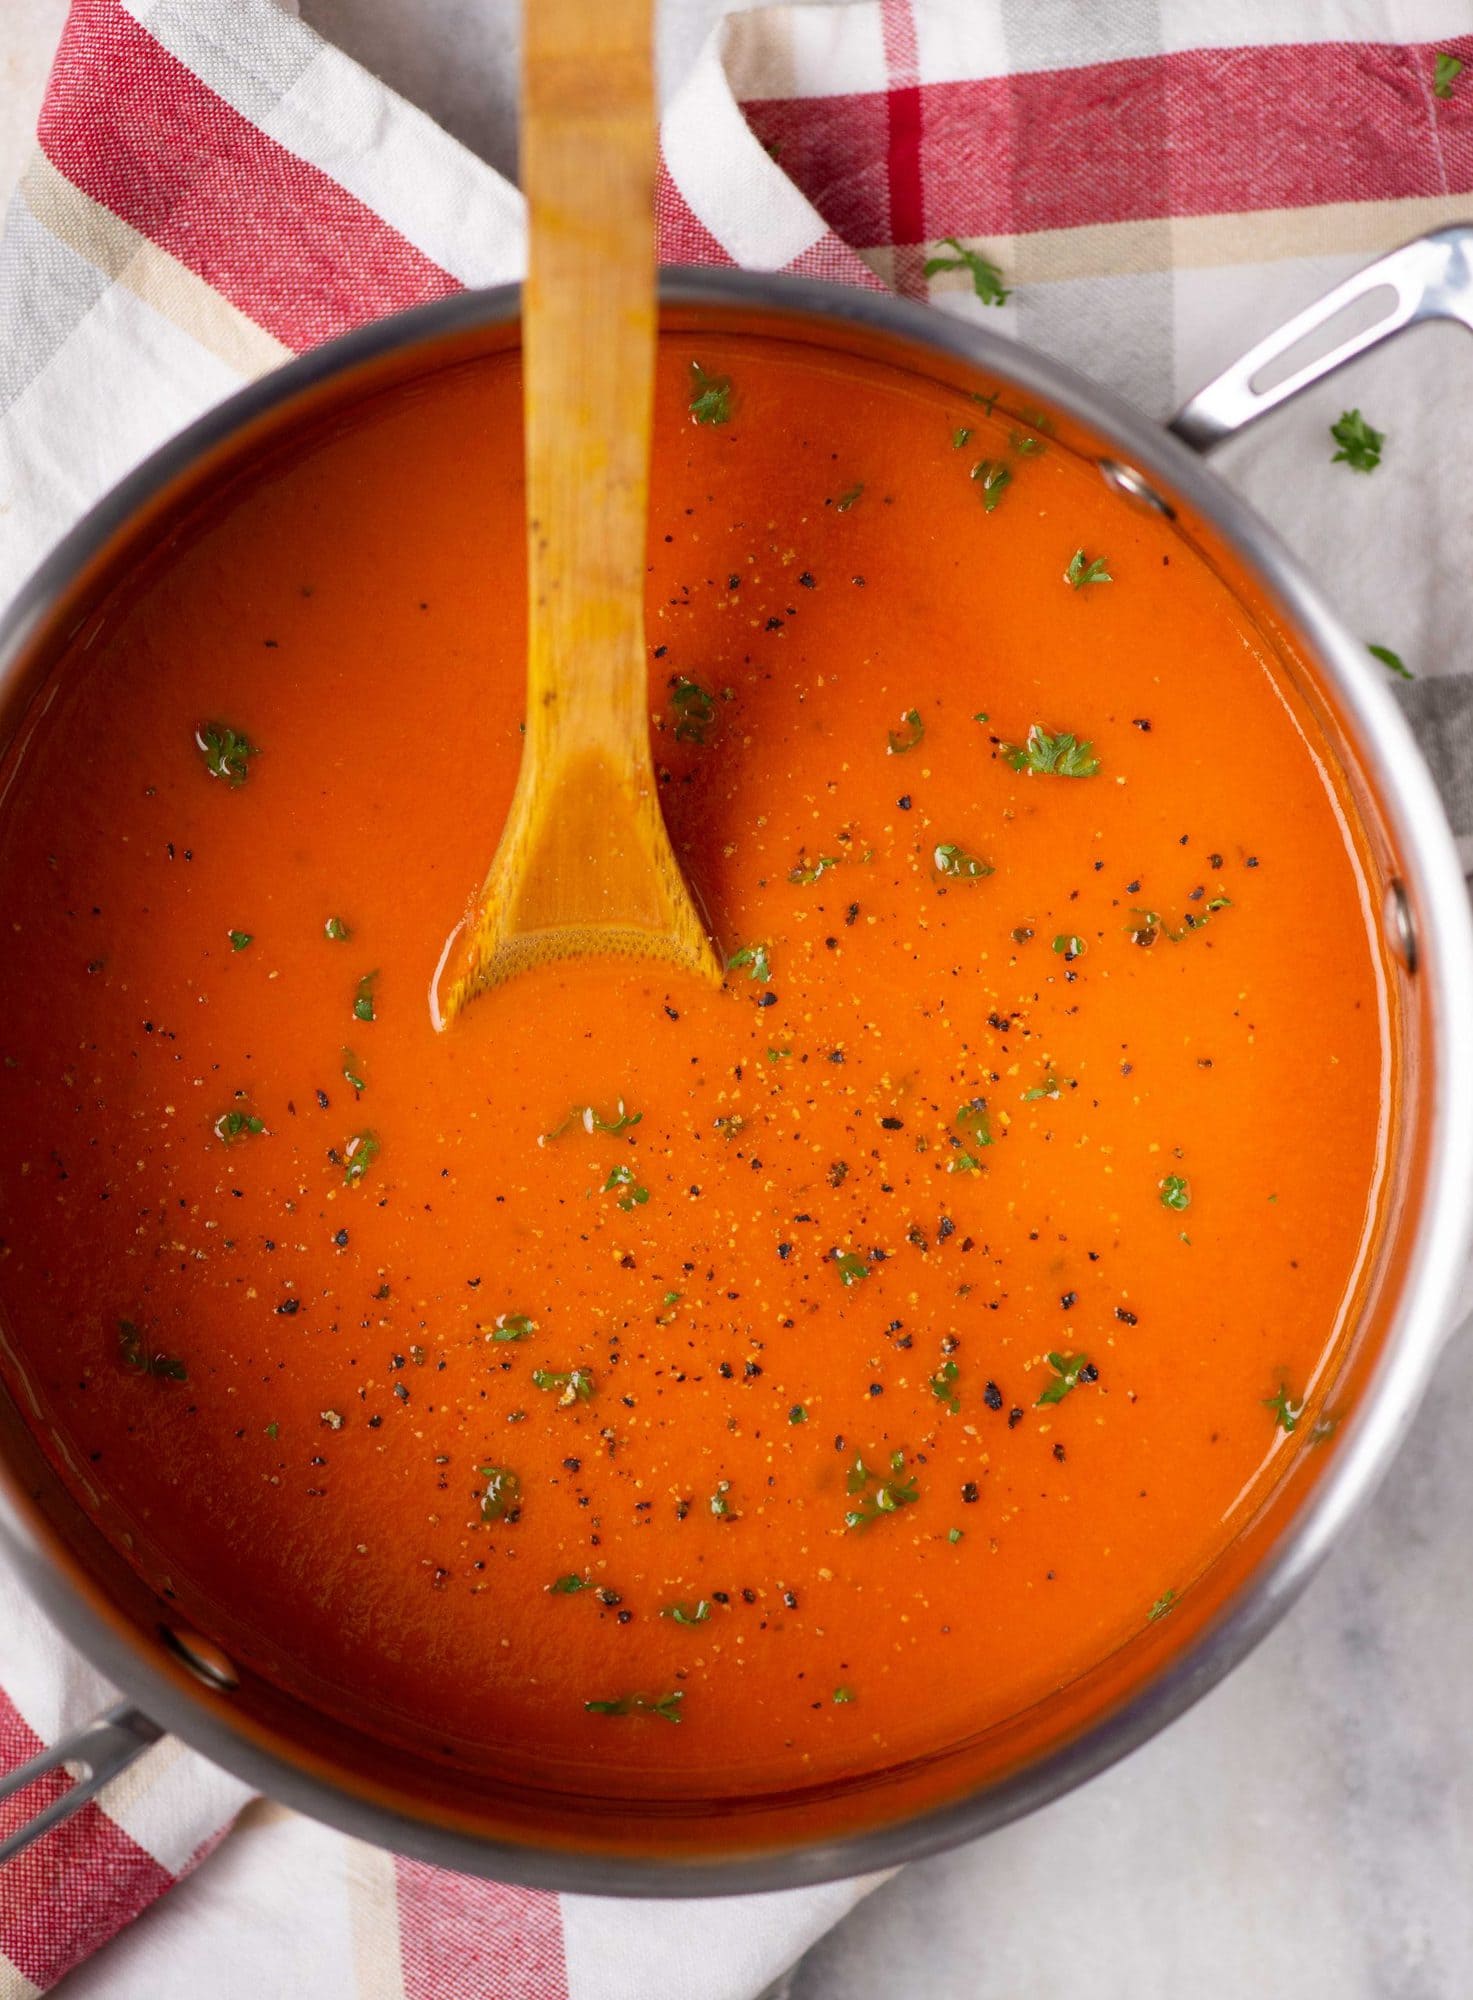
[[722, 2, 890, 100], [0, 1950, 43, 2000], [560, 1873, 890, 2000], [347, 1840, 406, 2000], [661, 19, 829, 268]]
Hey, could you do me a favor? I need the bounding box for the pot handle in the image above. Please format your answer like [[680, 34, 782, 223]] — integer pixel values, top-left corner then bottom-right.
[[0, 1702, 163, 1865], [1170, 224, 1473, 449]]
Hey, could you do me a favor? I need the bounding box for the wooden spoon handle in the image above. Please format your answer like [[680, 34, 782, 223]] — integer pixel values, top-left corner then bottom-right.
[[521, 0, 656, 769]]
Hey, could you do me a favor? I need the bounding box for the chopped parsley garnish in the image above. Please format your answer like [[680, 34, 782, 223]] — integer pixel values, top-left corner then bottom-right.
[[548, 1573, 592, 1594], [970, 459, 1012, 511], [1434, 50, 1463, 97], [922, 236, 1011, 306], [352, 971, 378, 1023], [1022, 1067, 1063, 1102], [1264, 1382, 1304, 1434], [709, 1479, 734, 1518], [342, 1130, 380, 1186], [228, 929, 253, 952], [929, 1358, 960, 1413], [933, 841, 993, 882], [947, 1527, 963, 1545], [1330, 408, 1383, 472], [688, 361, 732, 425], [789, 854, 841, 886], [1053, 933, 1086, 959], [1158, 1173, 1191, 1212], [492, 1313, 537, 1342], [789, 1404, 808, 1424], [832, 1685, 855, 1703], [117, 1319, 187, 1381], [585, 1690, 683, 1723], [887, 708, 925, 755], [1002, 724, 1099, 778], [478, 1465, 521, 1522], [195, 721, 258, 785], [602, 1163, 649, 1211], [342, 1050, 367, 1093], [532, 1366, 596, 1406], [952, 426, 973, 448], [213, 1108, 264, 1143], [1036, 1350, 1092, 1405], [765, 1045, 792, 1063], [1009, 429, 1047, 457], [324, 916, 351, 941], [669, 675, 718, 744], [1128, 899, 1232, 944], [844, 1450, 919, 1529], [832, 1250, 869, 1287], [835, 482, 865, 512], [948, 1098, 992, 1175], [726, 941, 772, 981], [661, 1599, 711, 1626], [542, 1102, 642, 1142], [1368, 642, 1412, 680], [1065, 550, 1113, 589], [1148, 1588, 1178, 1622], [655, 1289, 682, 1326]]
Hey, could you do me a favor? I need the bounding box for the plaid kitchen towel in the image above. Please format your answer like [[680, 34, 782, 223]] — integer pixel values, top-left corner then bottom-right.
[[1, 1, 1471, 1995]]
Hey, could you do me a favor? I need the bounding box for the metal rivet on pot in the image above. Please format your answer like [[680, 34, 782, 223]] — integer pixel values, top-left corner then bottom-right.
[[159, 1624, 239, 1691], [1384, 878, 1417, 975], [1097, 459, 1175, 517]]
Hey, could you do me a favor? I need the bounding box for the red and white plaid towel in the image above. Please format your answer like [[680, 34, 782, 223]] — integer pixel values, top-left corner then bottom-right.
[[1, 2, 1472, 1994]]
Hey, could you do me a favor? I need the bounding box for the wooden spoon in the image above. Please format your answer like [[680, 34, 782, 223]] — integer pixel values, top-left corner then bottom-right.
[[435, 0, 720, 1024]]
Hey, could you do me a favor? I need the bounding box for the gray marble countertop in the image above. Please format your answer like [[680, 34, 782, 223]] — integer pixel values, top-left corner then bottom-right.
[[5, 5, 1472, 1995]]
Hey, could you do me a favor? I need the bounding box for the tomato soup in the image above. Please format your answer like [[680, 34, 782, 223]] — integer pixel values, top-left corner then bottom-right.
[[0, 336, 1388, 1799]]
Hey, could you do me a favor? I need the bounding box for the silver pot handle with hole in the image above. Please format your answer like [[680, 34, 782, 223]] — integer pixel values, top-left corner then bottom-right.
[[1171, 223, 1473, 449], [0, 1703, 162, 1865]]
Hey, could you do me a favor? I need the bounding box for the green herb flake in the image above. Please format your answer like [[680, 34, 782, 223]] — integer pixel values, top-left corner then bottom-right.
[[1368, 642, 1412, 680], [661, 1599, 711, 1626], [1148, 1588, 1178, 1622], [789, 854, 842, 886], [835, 482, 865, 513], [709, 1479, 734, 1519], [922, 236, 1011, 306], [352, 971, 378, 1023], [543, 1102, 643, 1143], [1036, 1350, 1093, 1406], [1264, 1382, 1304, 1435], [1010, 430, 1046, 457], [228, 929, 253, 952], [789, 1403, 808, 1425], [832, 1685, 855, 1704], [1053, 933, 1086, 959], [765, 1045, 793, 1064], [532, 1366, 596, 1407], [726, 941, 772, 982], [947, 1527, 963, 1545], [952, 426, 973, 448], [1434, 50, 1463, 97], [264, 1421, 279, 1439], [195, 721, 258, 786], [844, 1450, 919, 1530], [1158, 1173, 1191, 1212], [342, 1129, 380, 1187], [655, 1289, 682, 1326], [669, 675, 718, 745], [1022, 1066, 1063, 1103], [1330, 408, 1384, 473], [213, 1108, 264, 1143], [549, 1573, 592, 1594], [832, 1250, 869, 1287], [342, 1051, 367, 1093], [688, 361, 732, 425], [1002, 724, 1100, 778], [324, 916, 351, 942], [585, 1690, 683, 1723], [887, 708, 925, 755], [930, 1358, 960, 1413], [117, 1319, 187, 1382], [933, 841, 993, 882], [602, 1162, 650, 1211], [478, 1464, 521, 1522], [492, 1313, 537, 1343], [971, 459, 1012, 511], [1065, 549, 1113, 590]]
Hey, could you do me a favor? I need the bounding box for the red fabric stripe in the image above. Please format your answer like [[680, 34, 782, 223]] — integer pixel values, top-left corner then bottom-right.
[[655, 156, 738, 267], [394, 1858, 567, 2000], [880, 1, 926, 296], [0, 1691, 173, 1992], [744, 33, 1473, 248], [782, 232, 888, 291], [37, 0, 460, 351]]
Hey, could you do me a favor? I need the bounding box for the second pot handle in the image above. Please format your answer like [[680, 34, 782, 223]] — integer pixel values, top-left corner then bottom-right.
[[0, 1702, 163, 1865], [1171, 223, 1473, 450]]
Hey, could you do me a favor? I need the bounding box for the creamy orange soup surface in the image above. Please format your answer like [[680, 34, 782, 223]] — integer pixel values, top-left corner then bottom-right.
[[0, 336, 1388, 1798]]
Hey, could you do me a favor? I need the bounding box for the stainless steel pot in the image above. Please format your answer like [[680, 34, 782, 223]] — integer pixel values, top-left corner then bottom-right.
[[1, 230, 1471, 1894]]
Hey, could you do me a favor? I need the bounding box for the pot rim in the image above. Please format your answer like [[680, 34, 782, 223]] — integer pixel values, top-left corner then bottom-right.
[[1, 269, 1469, 1896]]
